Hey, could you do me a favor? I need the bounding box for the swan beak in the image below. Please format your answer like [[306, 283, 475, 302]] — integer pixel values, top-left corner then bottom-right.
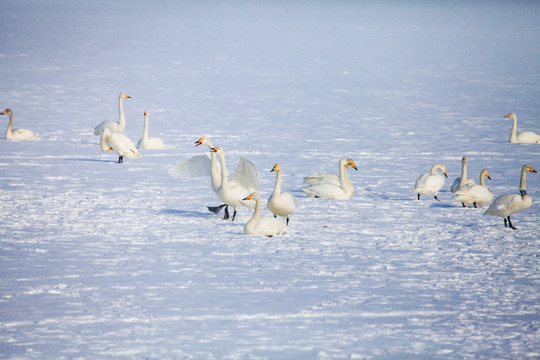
[[487, 175, 492, 180], [444, 170, 448, 178], [195, 138, 203, 146], [125, 94, 131, 99], [243, 194, 254, 201], [144, 111, 148, 116], [0, 110, 6, 115], [270, 164, 279, 172], [107, 147, 113, 152], [530, 167, 537, 173]]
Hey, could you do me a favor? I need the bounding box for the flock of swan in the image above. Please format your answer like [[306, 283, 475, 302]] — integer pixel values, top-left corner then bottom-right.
[[1, 93, 539, 235]]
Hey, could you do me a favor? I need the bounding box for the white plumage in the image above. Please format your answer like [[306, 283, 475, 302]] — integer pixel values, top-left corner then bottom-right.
[[412, 163, 448, 201], [94, 93, 131, 135], [244, 192, 288, 237], [1, 109, 38, 140], [137, 111, 164, 149], [452, 169, 493, 207], [99, 128, 141, 163], [267, 163, 297, 225], [450, 156, 475, 193], [302, 159, 358, 200], [505, 113, 540, 143]]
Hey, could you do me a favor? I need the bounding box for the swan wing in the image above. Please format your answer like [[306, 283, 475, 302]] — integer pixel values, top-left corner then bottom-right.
[[304, 173, 340, 186], [484, 193, 531, 217], [450, 177, 476, 192], [245, 216, 288, 236], [107, 133, 141, 159], [302, 183, 348, 199], [516, 131, 540, 143], [168, 154, 212, 178], [9, 128, 38, 140], [229, 156, 259, 192]]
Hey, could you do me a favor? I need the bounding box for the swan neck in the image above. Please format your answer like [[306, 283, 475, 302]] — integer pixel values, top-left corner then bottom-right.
[[459, 160, 468, 187], [273, 170, 283, 195], [519, 167, 527, 192], [5, 111, 13, 137], [251, 194, 261, 221], [218, 151, 229, 187], [99, 132, 109, 152], [509, 115, 517, 142], [209, 150, 221, 191], [118, 95, 126, 130], [142, 115, 149, 139], [339, 161, 351, 188], [479, 172, 485, 186]]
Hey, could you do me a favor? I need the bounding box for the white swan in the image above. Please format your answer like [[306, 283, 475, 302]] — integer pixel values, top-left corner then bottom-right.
[[137, 111, 164, 149], [168, 137, 259, 218], [302, 159, 358, 200], [267, 163, 297, 224], [211, 147, 257, 221], [244, 192, 288, 237], [505, 113, 540, 143], [100, 128, 141, 163], [452, 169, 493, 208], [1, 109, 38, 140], [94, 92, 131, 135], [483, 164, 536, 229], [412, 163, 448, 201], [450, 156, 475, 193]]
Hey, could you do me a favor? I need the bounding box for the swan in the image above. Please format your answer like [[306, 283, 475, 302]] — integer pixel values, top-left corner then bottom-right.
[[267, 163, 297, 224], [505, 113, 540, 143], [450, 156, 475, 193], [412, 163, 448, 201], [168, 137, 259, 219], [302, 159, 358, 200], [483, 164, 536, 229], [1, 109, 38, 140], [93, 92, 131, 135], [99, 128, 141, 163], [137, 111, 164, 149], [211, 147, 257, 221], [452, 169, 493, 208], [243, 192, 288, 237]]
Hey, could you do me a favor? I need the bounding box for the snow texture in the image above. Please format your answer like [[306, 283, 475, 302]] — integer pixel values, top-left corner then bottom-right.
[[1, 1, 539, 359]]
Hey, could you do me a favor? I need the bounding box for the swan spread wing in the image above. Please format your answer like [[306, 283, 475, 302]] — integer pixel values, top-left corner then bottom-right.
[[168, 154, 212, 178], [229, 156, 259, 192]]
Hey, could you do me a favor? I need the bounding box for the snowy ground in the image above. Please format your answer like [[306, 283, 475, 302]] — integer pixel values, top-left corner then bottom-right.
[[1, 1, 539, 359]]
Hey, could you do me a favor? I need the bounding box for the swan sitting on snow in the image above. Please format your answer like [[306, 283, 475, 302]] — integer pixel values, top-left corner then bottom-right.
[[137, 111, 164, 149], [1, 109, 38, 140], [267, 163, 297, 225], [483, 164, 536, 229], [452, 169, 493, 208], [243, 192, 288, 237], [505, 113, 540, 143], [450, 156, 475, 193], [302, 158, 358, 200], [412, 163, 448, 201], [100, 128, 141, 163], [94, 92, 131, 135]]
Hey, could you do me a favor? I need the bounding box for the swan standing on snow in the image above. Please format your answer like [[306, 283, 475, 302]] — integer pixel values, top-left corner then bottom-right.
[[450, 156, 475, 193], [505, 113, 540, 143], [267, 164, 297, 225], [100, 128, 141, 163], [483, 164, 537, 229], [412, 163, 448, 201], [243, 192, 288, 237], [452, 169, 493, 208], [211, 147, 257, 221], [168, 137, 259, 219], [137, 111, 164, 149], [94, 92, 131, 135], [1, 109, 38, 140], [302, 159, 358, 200]]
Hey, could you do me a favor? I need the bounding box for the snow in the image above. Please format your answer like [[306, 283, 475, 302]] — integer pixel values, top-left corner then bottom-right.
[[1, 0, 539, 358]]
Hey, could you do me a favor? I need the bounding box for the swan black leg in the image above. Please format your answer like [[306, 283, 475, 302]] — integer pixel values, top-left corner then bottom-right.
[[118, 156, 123, 163], [434, 195, 440, 201], [286, 217, 290, 225], [462, 202, 466, 207], [223, 206, 230, 220], [504, 218, 508, 227], [473, 202, 477, 208], [417, 194, 420, 200], [507, 216, 517, 230], [231, 209, 237, 221]]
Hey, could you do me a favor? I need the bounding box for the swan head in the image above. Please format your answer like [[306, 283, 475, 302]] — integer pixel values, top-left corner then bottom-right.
[[271, 163, 282, 172], [1, 108, 12, 116], [523, 165, 537, 174], [144, 110, 148, 117], [195, 136, 209, 147], [210, 147, 223, 154], [461, 156, 467, 163], [505, 113, 516, 119], [433, 164, 448, 178], [243, 192, 260, 201], [484, 169, 492, 180], [120, 92, 131, 99], [347, 159, 358, 171]]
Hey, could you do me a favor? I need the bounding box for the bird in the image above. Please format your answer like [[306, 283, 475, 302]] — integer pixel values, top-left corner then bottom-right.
[[168, 137, 259, 219], [94, 92, 131, 135], [1, 108, 38, 140], [137, 111, 164, 149], [412, 163, 448, 201], [267, 163, 297, 225], [99, 128, 141, 163], [452, 169, 493, 208], [450, 156, 475, 193], [302, 159, 358, 200], [211, 147, 257, 221], [243, 192, 288, 237], [483, 164, 536, 229], [505, 113, 540, 143]]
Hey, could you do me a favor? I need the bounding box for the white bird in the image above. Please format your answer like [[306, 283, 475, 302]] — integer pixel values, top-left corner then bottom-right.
[[100, 128, 141, 163], [94, 92, 131, 135], [302, 159, 358, 200], [137, 111, 164, 149], [483, 164, 537, 229], [450, 156, 475, 193], [267, 163, 297, 225], [452, 169, 493, 208], [1, 108, 38, 140], [412, 163, 448, 201], [211, 147, 257, 221], [505, 113, 540, 143], [243, 192, 288, 237], [168, 137, 259, 219]]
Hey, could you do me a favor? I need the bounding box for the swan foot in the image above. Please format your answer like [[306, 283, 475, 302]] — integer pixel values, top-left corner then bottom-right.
[[118, 156, 124, 164], [207, 204, 227, 214], [505, 216, 517, 230], [434, 195, 441, 201]]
